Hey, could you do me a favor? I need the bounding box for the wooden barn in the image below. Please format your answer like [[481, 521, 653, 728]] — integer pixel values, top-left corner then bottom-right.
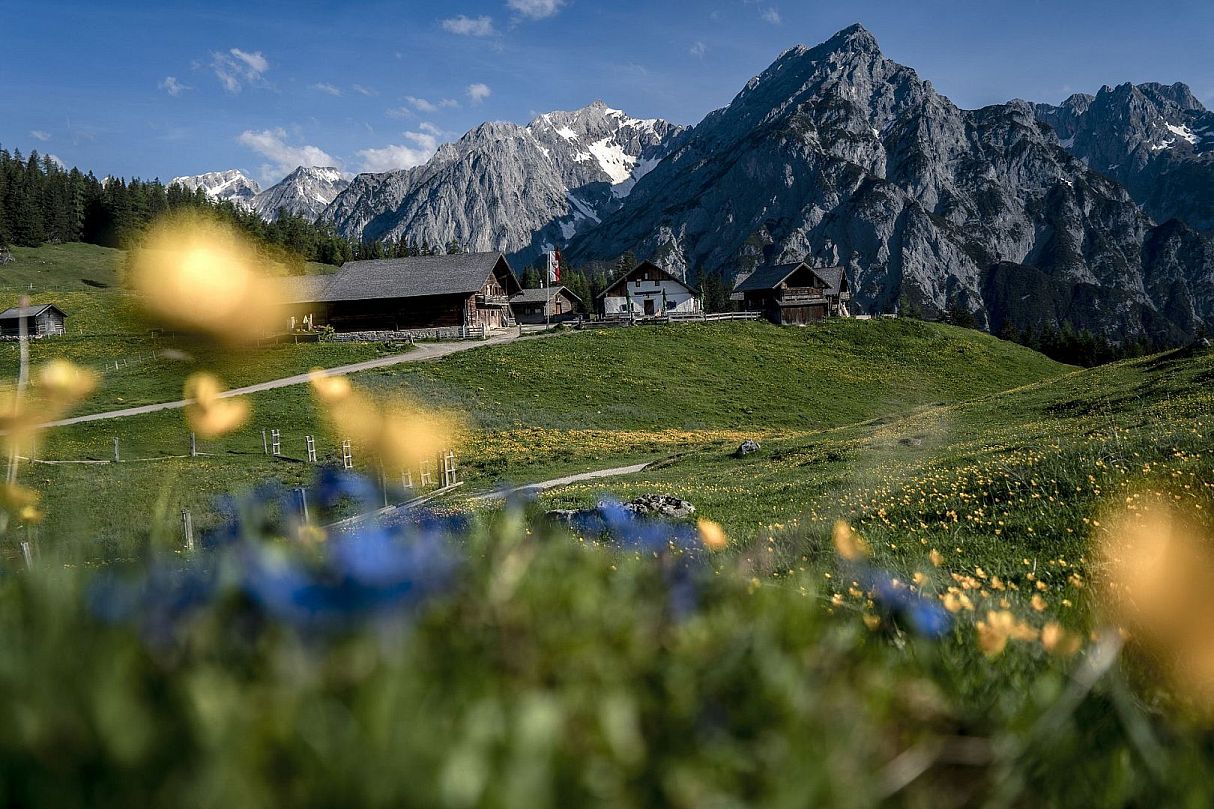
[[510, 286, 582, 325], [733, 262, 851, 324], [0, 304, 67, 338], [283, 253, 522, 335], [599, 261, 701, 320]]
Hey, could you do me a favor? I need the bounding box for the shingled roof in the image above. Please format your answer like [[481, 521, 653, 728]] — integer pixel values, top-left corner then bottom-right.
[[734, 262, 847, 296], [286, 253, 519, 304], [0, 304, 66, 320], [511, 286, 582, 305], [599, 261, 700, 299]]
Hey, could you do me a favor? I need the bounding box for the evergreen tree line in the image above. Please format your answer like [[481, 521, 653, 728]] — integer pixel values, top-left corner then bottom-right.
[[0, 147, 354, 268]]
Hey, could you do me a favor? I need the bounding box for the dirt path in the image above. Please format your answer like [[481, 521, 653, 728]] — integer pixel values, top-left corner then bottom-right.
[[38, 329, 523, 430], [467, 463, 652, 503]]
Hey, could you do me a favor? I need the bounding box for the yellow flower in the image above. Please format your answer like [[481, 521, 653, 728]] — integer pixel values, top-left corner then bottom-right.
[[697, 519, 728, 551], [0, 483, 42, 523], [929, 548, 944, 567], [832, 520, 869, 561], [35, 359, 97, 406], [183, 373, 250, 438], [1030, 594, 1047, 612], [129, 211, 280, 345], [1041, 622, 1081, 658], [309, 370, 352, 404]]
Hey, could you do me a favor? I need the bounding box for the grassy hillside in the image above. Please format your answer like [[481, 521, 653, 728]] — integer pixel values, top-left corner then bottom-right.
[[369, 319, 1068, 430], [0, 242, 124, 292], [17, 318, 1070, 558]]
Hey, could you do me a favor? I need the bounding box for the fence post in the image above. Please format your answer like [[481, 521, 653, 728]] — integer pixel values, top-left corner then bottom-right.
[[112, 437, 120, 463], [342, 440, 353, 470], [270, 429, 281, 457], [20, 540, 33, 570], [296, 488, 310, 523], [402, 469, 413, 491], [261, 429, 268, 454], [306, 435, 316, 463], [181, 508, 195, 551], [190, 432, 197, 458]]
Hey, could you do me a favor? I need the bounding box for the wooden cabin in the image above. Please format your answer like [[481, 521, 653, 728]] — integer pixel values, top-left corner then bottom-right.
[[599, 261, 700, 319], [734, 262, 851, 324], [0, 304, 67, 338], [510, 286, 582, 324], [283, 253, 522, 335]]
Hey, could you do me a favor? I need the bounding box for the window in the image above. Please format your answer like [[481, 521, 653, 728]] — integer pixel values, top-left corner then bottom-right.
[[634, 279, 641, 287], [666, 299, 676, 310]]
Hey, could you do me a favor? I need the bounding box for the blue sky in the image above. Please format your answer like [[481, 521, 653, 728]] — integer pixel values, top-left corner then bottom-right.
[[3, 0, 1212, 185]]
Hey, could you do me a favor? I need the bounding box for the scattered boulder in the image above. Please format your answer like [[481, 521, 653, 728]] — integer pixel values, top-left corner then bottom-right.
[[544, 494, 696, 526], [734, 439, 762, 458], [622, 494, 696, 518]]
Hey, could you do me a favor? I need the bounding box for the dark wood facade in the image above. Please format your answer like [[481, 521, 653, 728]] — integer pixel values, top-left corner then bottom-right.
[[284, 253, 521, 334], [734, 263, 850, 325], [0, 304, 67, 337], [510, 286, 582, 325]]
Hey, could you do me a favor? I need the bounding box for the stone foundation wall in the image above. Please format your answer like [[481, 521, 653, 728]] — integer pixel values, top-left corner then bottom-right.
[[322, 325, 489, 343]]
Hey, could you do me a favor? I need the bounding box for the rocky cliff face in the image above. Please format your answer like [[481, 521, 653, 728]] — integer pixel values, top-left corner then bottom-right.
[[252, 166, 349, 222], [565, 24, 1214, 343], [1036, 82, 1214, 235], [319, 102, 682, 260]]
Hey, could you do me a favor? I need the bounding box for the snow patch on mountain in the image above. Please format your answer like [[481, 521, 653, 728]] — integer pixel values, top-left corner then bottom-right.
[[170, 169, 261, 209]]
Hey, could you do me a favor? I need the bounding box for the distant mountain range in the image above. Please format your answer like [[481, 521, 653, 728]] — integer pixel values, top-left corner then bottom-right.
[[177, 24, 1214, 342], [169, 166, 349, 222]]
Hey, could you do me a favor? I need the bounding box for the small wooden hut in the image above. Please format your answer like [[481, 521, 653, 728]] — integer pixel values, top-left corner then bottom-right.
[[0, 304, 67, 337]]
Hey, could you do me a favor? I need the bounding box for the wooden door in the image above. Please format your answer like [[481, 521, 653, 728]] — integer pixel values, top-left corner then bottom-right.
[[644, 299, 655, 316]]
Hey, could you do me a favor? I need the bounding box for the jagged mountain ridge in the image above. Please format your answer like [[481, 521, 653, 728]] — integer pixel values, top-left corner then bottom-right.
[[252, 166, 349, 221], [1035, 82, 1214, 235], [319, 101, 683, 258], [563, 24, 1214, 343], [169, 169, 261, 208], [170, 166, 349, 221]]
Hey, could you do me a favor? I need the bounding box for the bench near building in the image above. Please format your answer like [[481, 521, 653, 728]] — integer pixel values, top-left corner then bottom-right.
[[510, 286, 582, 325], [734, 262, 851, 324], [0, 304, 67, 338], [284, 252, 521, 340], [599, 261, 701, 320]]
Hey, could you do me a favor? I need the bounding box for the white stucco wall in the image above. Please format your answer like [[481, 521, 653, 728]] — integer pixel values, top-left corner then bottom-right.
[[603, 277, 700, 317]]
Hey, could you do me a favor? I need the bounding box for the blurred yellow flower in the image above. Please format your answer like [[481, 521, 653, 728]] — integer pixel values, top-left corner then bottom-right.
[[1041, 622, 1082, 658], [697, 519, 728, 551], [0, 483, 42, 523], [183, 373, 250, 438], [309, 370, 352, 404], [832, 520, 869, 561], [35, 359, 97, 406], [1098, 498, 1214, 708], [129, 211, 279, 344], [976, 610, 1037, 657]]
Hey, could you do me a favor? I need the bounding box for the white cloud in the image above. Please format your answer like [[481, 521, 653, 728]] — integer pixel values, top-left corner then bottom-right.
[[29, 130, 50, 142], [442, 15, 497, 36], [760, 7, 781, 24], [352, 84, 376, 96], [418, 122, 445, 136], [507, 0, 564, 19], [211, 48, 270, 93], [406, 96, 439, 113], [357, 129, 441, 173], [466, 83, 491, 104], [312, 82, 342, 96], [689, 41, 707, 57], [439, 98, 460, 109], [386, 106, 413, 119], [229, 48, 269, 74], [159, 76, 190, 96], [236, 128, 337, 181]]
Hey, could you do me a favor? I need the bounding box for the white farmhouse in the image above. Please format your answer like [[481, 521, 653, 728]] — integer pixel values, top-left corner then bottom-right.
[[599, 261, 701, 319]]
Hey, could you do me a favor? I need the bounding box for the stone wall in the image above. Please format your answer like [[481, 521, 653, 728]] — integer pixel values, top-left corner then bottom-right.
[[322, 325, 488, 343]]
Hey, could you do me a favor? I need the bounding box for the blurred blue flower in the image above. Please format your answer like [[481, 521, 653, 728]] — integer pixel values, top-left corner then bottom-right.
[[860, 569, 952, 639]]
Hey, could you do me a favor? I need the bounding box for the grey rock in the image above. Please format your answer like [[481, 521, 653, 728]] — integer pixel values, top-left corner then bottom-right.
[[623, 494, 696, 518], [735, 439, 762, 457], [252, 166, 349, 222], [169, 169, 261, 210]]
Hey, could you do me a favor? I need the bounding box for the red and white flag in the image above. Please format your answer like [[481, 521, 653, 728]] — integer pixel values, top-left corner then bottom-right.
[[548, 250, 563, 285]]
